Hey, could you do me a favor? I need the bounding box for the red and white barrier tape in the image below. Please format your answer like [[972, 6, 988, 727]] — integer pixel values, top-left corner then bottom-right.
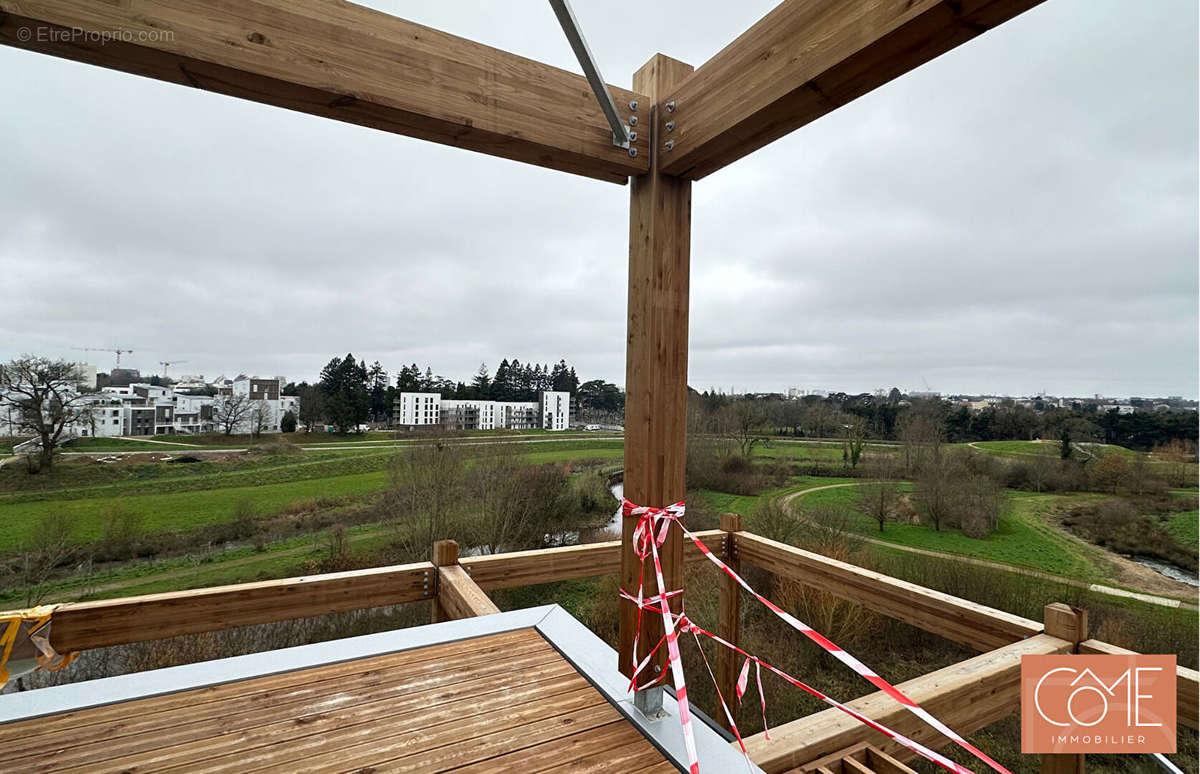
[[621, 498, 1010, 774]]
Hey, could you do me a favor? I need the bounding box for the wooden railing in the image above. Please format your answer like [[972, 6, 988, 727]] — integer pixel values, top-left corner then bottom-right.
[[40, 522, 1197, 772]]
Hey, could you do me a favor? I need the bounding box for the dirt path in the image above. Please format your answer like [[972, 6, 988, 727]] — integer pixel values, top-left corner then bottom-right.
[[781, 484, 1198, 611]]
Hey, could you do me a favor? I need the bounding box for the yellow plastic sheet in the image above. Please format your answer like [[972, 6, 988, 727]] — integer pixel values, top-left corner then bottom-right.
[[0, 605, 77, 689]]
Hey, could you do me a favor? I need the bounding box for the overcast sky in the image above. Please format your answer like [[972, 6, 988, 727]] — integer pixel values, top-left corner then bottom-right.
[[1, 1, 1196, 398]]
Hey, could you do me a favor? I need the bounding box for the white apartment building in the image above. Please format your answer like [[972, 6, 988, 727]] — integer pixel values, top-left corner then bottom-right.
[[395, 391, 571, 432], [396, 393, 442, 426], [539, 391, 570, 432], [1, 377, 299, 440]]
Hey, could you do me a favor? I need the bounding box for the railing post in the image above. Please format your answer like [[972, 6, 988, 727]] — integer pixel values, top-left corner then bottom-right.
[[715, 512, 743, 731], [432, 539, 459, 623], [1041, 603, 1088, 774]]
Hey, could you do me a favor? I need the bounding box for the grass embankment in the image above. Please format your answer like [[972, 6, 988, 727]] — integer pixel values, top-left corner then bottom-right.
[[0, 439, 624, 552], [794, 484, 1103, 579]]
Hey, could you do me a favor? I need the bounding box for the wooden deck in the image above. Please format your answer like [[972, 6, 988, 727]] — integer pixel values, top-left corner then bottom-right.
[[0, 628, 680, 773]]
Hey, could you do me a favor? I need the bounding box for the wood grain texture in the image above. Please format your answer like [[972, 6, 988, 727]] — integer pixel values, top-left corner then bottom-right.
[[620, 53, 695, 682], [437, 564, 501, 620], [0, 629, 677, 773], [50, 561, 434, 652], [736, 532, 1041, 650], [659, 0, 1044, 179], [1080, 638, 1199, 731], [0, 0, 649, 182], [748, 634, 1073, 773], [715, 513, 743, 730], [461, 529, 725, 590]]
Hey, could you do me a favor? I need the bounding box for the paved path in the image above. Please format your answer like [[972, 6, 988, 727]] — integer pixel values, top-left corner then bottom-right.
[[781, 484, 1198, 611]]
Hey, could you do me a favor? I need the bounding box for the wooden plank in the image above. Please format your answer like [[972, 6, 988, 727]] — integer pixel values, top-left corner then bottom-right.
[[659, 0, 1044, 179], [455, 721, 674, 773], [744, 633, 1072, 773], [736, 532, 1041, 650], [0, 0, 649, 183], [49, 561, 434, 652], [0, 631, 551, 758], [620, 52, 694, 682], [2, 647, 574, 771], [437, 564, 500, 620], [1079, 638, 1199, 731], [461, 529, 725, 590], [866, 746, 919, 774], [716, 513, 743, 731]]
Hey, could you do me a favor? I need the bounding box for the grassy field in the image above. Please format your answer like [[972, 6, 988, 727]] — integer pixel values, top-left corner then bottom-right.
[[794, 485, 1103, 578], [0, 439, 624, 552], [1165, 510, 1199, 547]]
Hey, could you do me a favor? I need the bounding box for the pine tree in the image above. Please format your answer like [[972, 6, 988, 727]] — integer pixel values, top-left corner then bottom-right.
[[472, 363, 491, 399]]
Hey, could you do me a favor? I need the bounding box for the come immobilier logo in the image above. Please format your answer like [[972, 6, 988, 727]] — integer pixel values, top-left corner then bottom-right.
[[1021, 654, 1176, 754]]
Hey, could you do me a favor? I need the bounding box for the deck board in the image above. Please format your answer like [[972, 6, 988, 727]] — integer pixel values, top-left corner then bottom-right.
[[0, 628, 680, 773]]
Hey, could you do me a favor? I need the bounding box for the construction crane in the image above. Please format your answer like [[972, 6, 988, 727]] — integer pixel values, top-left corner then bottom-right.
[[159, 360, 187, 379], [73, 347, 134, 369]]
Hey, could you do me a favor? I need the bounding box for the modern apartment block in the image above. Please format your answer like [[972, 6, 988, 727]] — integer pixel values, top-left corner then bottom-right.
[[1, 376, 300, 439], [394, 391, 572, 432]]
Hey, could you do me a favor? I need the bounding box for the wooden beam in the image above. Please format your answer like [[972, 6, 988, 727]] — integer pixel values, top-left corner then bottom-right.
[[619, 52, 694, 682], [1079, 639, 1199, 731], [736, 532, 1041, 651], [0, 0, 650, 183], [49, 562, 434, 652], [744, 634, 1073, 773], [1040, 604, 1087, 774], [460, 530, 725, 591], [436, 565, 501, 620], [658, 0, 1045, 179], [715, 513, 743, 731], [431, 538, 460, 623]]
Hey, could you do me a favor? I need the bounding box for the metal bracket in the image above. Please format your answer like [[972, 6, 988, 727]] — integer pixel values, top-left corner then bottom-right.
[[548, 0, 631, 149]]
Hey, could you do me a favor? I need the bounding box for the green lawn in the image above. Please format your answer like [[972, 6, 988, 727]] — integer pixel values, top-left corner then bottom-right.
[[793, 486, 1102, 579], [1164, 510, 1199, 547], [0, 441, 625, 552]]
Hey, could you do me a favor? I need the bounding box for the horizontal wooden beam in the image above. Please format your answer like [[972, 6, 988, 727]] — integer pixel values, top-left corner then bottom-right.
[[659, 0, 1044, 179], [1080, 638, 1199, 731], [744, 634, 1071, 773], [0, 0, 650, 183], [436, 565, 501, 620], [460, 529, 726, 590], [736, 532, 1041, 651], [50, 562, 434, 652]]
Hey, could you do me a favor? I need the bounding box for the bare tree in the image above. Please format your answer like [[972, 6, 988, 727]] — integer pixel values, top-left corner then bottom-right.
[[248, 400, 272, 438], [857, 480, 900, 532], [211, 393, 253, 435], [844, 419, 867, 469], [717, 400, 770, 457], [0, 356, 90, 472], [20, 512, 77, 606], [383, 442, 469, 560]]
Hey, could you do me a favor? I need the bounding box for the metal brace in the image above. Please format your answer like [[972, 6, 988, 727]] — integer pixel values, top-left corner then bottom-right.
[[548, 0, 632, 149]]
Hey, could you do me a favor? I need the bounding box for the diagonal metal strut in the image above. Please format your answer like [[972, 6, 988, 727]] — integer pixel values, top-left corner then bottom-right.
[[548, 0, 632, 149]]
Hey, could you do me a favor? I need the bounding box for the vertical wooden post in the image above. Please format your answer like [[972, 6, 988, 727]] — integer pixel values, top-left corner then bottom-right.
[[432, 539, 459, 623], [619, 53, 695, 691], [1041, 603, 1088, 774], [715, 512, 743, 730]]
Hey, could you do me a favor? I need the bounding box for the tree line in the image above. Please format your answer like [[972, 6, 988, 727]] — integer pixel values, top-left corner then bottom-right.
[[691, 390, 1198, 450], [283, 354, 622, 433]]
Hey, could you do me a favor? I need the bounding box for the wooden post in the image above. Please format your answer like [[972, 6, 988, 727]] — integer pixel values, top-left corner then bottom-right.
[[619, 53, 695, 692], [715, 512, 743, 730], [1041, 603, 1088, 774], [432, 539, 459, 623]]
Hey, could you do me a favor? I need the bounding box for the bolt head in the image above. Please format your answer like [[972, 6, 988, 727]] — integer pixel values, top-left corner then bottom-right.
[[629, 115, 638, 126], [628, 130, 638, 142], [665, 120, 675, 132], [629, 100, 639, 111], [628, 147, 638, 158], [666, 100, 676, 112], [664, 140, 675, 151]]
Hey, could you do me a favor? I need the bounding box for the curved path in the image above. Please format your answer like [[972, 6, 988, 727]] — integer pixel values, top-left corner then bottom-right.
[[780, 483, 1198, 611]]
